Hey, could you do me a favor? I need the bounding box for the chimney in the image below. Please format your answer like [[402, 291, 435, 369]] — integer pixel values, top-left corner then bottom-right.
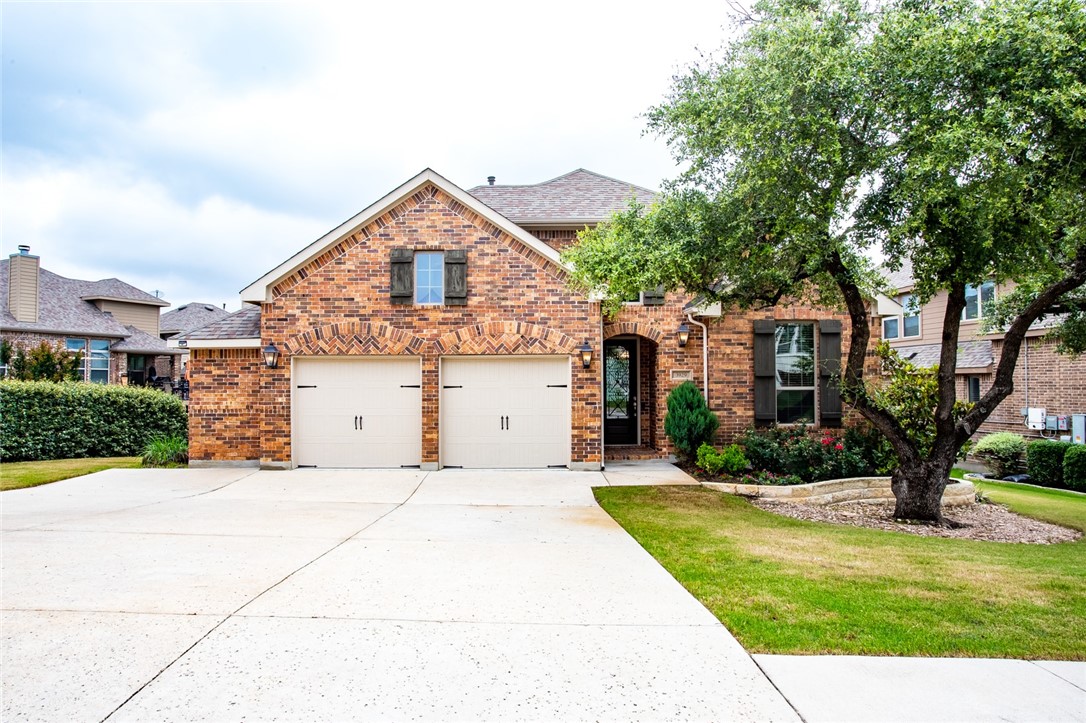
[[8, 246, 40, 323], [487, 176, 495, 186]]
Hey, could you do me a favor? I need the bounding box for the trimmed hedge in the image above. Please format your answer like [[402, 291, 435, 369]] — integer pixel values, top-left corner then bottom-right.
[[0, 380, 187, 462], [1026, 440, 1071, 488], [972, 431, 1027, 478], [1065, 446, 1086, 492]]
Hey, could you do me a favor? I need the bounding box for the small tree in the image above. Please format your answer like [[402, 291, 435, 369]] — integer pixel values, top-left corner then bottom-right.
[[6, 341, 82, 382], [664, 381, 719, 459]]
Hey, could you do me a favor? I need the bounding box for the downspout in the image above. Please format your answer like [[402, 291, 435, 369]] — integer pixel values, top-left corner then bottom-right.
[[600, 309, 606, 470], [686, 313, 709, 396]]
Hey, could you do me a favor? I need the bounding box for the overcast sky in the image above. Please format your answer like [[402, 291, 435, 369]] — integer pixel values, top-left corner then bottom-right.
[[2, 1, 738, 310]]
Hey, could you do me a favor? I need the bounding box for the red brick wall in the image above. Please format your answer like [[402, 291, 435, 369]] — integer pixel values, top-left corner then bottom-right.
[[188, 348, 262, 462], [0, 330, 126, 384], [965, 336, 1086, 440], [523, 228, 579, 252]]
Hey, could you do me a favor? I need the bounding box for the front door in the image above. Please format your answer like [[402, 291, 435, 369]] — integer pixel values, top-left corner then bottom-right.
[[604, 339, 638, 445]]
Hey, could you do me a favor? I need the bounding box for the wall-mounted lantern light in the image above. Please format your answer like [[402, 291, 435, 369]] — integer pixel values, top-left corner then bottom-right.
[[262, 342, 281, 369], [677, 323, 691, 347], [578, 341, 593, 369]]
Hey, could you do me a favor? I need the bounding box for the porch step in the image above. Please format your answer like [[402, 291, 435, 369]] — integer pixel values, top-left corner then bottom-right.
[[605, 445, 667, 462]]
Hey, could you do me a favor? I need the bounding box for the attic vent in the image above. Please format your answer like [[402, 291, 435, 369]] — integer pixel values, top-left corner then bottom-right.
[[177, 304, 189, 311], [203, 305, 215, 311], [487, 176, 495, 186]]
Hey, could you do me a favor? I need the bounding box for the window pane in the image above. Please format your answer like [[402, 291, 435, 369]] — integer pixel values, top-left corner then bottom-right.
[[981, 282, 995, 314], [89, 369, 109, 384], [775, 323, 814, 387], [66, 339, 86, 352], [883, 317, 899, 339], [777, 389, 815, 424], [968, 377, 981, 403], [903, 315, 920, 337], [964, 285, 980, 319], [415, 252, 444, 304], [900, 294, 918, 315]]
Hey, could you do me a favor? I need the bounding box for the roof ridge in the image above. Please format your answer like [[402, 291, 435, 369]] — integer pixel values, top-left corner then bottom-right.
[[468, 168, 658, 196]]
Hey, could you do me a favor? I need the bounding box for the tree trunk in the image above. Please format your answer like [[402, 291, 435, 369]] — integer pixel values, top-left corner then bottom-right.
[[890, 455, 955, 523]]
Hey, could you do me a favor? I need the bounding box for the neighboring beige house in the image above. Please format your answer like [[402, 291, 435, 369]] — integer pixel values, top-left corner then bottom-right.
[[0, 246, 181, 385], [882, 262, 1085, 439]]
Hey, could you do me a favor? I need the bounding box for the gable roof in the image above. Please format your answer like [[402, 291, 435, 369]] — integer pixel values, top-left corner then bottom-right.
[[0, 260, 141, 338], [112, 325, 181, 355], [468, 169, 658, 226], [174, 304, 262, 345], [240, 169, 565, 304], [80, 279, 169, 306], [161, 302, 232, 336]]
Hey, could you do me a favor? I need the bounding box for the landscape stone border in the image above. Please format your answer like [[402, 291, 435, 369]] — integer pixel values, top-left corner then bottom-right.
[[702, 477, 976, 507]]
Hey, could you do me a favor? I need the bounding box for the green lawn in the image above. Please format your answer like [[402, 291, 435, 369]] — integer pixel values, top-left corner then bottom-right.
[[0, 457, 142, 491], [594, 484, 1086, 659], [975, 480, 1086, 532]]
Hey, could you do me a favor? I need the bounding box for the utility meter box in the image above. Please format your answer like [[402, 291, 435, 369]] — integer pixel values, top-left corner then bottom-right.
[[1074, 414, 1086, 445], [1057, 415, 1070, 432], [1045, 415, 1058, 431], [1026, 407, 1046, 431]]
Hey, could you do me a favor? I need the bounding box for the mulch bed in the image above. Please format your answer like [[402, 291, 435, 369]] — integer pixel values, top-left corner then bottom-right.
[[750, 498, 1081, 544]]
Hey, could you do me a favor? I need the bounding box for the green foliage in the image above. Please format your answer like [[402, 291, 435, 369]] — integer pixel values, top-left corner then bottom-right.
[[696, 443, 749, 477], [736, 470, 805, 486], [972, 432, 1028, 479], [1064, 446, 1086, 492], [141, 435, 189, 467], [5, 341, 82, 382], [0, 380, 187, 462], [738, 424, 875, 483], [1027, 440, 1072, 489], [664, 382, 720, 459]]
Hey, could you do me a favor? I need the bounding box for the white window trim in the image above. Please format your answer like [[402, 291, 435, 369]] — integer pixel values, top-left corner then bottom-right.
[[774, 322, 818, 426], [899, 294, 921, 338], [963, 281, 996, 321], [882, 316, 900, 340]]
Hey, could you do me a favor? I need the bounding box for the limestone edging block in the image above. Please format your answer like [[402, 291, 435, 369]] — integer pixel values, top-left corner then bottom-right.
[[702, 476, 975, 507]]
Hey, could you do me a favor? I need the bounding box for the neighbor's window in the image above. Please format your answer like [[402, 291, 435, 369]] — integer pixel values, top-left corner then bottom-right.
[[66, 338, 87, 381], [967, 376, 982, 403], [415, 252, 444, 304], [89, 339, 110, 384], [900, 293, 920, 338], [775, 322, 815, 424], [963, 281, 995, 320], [883, 316, 900, 340]]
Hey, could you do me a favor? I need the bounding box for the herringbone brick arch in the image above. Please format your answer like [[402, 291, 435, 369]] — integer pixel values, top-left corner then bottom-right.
[[434, 321, 578, 355], [284, 321, 426, 356], [603, 322, 665, 343]]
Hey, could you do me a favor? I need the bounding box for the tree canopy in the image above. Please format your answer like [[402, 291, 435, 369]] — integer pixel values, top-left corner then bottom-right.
[[563, 0, 1086, 521]]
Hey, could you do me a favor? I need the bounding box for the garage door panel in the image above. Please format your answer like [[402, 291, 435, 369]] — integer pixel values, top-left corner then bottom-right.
[[294, 357, 421, 468], [441, 357, 570, 469]]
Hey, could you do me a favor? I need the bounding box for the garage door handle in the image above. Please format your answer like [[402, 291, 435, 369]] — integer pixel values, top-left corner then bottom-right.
[[500, 416, 504, 430], [354, 415, 358, 430], [505, 415, 510, 430]]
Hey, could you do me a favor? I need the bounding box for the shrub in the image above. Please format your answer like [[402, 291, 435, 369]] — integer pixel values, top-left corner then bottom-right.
[[972, 432, 1027, 478], [1064, 446, 1086, 492], [0, 380, 187, 462], [738, 424, 877, 483], [4, 340, 82, 381], [696, 443, 749, 477], [142, 435, 189, 467], [1026, 440, 1071, 488], [737, 470, 805, 486], [664, 382, 719, 459]]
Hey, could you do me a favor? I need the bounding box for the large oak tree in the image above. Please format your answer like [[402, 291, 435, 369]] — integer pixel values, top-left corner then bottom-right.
[[564, 0, 1086, 522]]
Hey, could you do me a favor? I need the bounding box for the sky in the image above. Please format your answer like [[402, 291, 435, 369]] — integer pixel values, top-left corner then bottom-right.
[[1, 0, 740, 311]]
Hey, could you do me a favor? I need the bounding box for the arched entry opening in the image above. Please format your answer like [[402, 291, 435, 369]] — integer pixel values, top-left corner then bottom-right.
[[603, 333, 662, 460]]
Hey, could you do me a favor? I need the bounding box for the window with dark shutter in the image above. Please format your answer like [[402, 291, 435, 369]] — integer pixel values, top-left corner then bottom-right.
[[819, 319, 842, 427], [753, 319, 776, 426], [444, 249, 467, 305], [390, 248, 414, 304], [642, 286, 666, 305]]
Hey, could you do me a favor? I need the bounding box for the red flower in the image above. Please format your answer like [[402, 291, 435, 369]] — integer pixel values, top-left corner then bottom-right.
[[835, 443, 844, 451]]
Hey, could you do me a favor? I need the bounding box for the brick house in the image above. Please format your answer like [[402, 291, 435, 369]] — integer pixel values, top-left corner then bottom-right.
[[882, 263, 1085, 439], [179, 169, 872, 470], [0, 246, 181, 385]]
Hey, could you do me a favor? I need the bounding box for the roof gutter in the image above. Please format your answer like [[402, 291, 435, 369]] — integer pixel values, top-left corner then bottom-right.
[[686, 312, 709, 397]]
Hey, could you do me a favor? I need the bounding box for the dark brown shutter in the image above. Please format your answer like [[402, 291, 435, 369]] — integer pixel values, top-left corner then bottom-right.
[[819, 319, 843, 427], [444, 249, 467, 305], [390, 248, 414, 305], [753, 319, 776, 426], [642, 285, 665, 305]]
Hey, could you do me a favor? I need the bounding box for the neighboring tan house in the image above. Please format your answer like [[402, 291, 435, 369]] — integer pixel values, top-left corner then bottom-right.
[[882, 262, 1085, 439], [178, 168, 875, 470], [0, 246, 181, 385], [160, 302, 232, 375]]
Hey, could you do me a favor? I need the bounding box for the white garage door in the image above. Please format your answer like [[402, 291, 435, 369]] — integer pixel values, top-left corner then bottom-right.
[[293, 357, 421, 468], [441, 356, 570, 469]]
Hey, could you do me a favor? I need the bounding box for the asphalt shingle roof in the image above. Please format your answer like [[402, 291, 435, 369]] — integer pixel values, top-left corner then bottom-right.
[[468, 169, 658, 225], [0, 260, 144, 338], [80, 278, 169, 306], [898, 340, 994, 370], [178, 304, 261, 340], [160, 302, 232, 336], [112, 325, 181, 355]]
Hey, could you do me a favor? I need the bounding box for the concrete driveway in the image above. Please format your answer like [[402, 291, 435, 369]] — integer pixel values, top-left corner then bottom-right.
[[2, 466, 797, 722]]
